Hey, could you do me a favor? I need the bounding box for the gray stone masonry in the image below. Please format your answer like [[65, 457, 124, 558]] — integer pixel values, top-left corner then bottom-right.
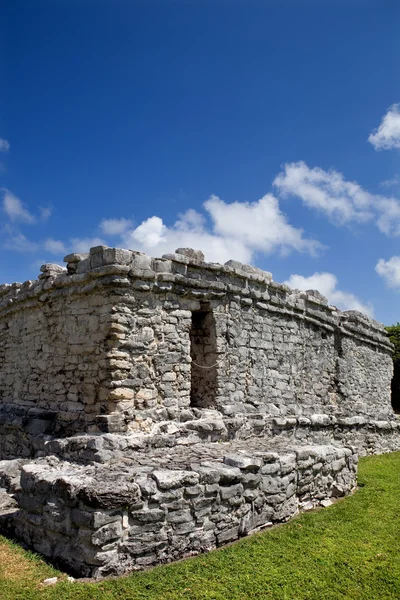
[[1, 440, 357, 578], [0, 246, 397, 576], [0, 245, 395, 445]]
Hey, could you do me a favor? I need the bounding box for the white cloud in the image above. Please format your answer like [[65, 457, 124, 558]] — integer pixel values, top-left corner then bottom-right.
[[204, 194, 320, 255], [376, 256, 400, 289], [124, 213, 251, 263], [121, 193, 321, 264], [3, 233, 38, 253], [274, 161, 400, 237], [0, 138, 10, 152], [70, 237, 106, 253], [274, 162, 373, 225], [368, 103, 400, 150], [2, 190, 36, 224], [40, 207, 52, 221], [375, 198, 400, 236], [284, 271, 374, 317], [99, 218, 133, 236], [380, 175, 400, 188], [44, 238, 67, 254]]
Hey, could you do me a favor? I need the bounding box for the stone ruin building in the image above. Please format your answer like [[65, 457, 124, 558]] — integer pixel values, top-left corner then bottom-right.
[[0, 245, 398, 577]]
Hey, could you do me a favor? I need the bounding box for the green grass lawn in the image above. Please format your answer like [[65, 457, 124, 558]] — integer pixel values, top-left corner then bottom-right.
[[1, 451, 400, 600]]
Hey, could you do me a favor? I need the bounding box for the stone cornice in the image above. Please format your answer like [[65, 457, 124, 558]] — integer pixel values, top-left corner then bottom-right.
[[0, 246, 392, 352]]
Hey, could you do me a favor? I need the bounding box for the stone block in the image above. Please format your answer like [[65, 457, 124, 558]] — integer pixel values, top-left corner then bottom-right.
[[92, 521, 123, 546], [216, 526, 239, 544], [152, 470, 199, 490], [64, 252, 89, 263], [133, 509, 166, 523], [175, 248, 205, 262], [219, 483, 244, 500], [223, 454, 263, 470], [200, 463, 243, 484], [103, 248, 133, 266]]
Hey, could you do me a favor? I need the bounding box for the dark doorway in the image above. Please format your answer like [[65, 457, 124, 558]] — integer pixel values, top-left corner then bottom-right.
[[190, 303, 218, 408], [391, 368, 400, 414]]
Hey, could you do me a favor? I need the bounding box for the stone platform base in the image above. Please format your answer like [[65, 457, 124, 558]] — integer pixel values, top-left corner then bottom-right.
[[1, 403, 399, 464], [0, 439, 357, 578]]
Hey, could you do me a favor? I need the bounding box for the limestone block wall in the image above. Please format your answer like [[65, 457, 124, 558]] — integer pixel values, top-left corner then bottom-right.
[[0, 280, 117, 436], [0, 245, 394, 444], [101, 290, 194, 434], [337, 326, 393, 418], [214, 303, 338, 419], [102, 255, 393, 435], [214, 301, 392, 421], [0, 245, 396, 580], [11, 441, 357, 578]]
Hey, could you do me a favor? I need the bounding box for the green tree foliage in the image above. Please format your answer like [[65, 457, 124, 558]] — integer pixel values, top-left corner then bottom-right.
[[386, 323, 400, 363], [385, 323, 400, 412]]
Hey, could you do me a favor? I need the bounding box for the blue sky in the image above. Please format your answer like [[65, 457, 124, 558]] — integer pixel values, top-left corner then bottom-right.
[[1, 0, 400, 323]]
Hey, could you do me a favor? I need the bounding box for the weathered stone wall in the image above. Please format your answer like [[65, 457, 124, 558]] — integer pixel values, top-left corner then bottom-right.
[[0, 245, 395, 452], [8, 441, 357, 578], [0, 279, 117, 437], [0, 245, 396, 578]]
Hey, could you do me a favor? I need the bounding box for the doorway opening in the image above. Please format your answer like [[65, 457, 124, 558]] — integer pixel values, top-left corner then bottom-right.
[[391, 368, 400, 414], [190, 303, 218, 408]]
